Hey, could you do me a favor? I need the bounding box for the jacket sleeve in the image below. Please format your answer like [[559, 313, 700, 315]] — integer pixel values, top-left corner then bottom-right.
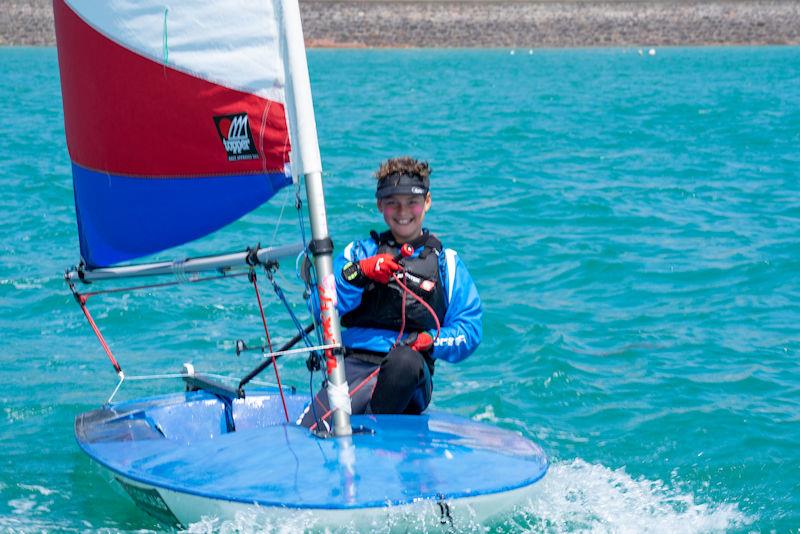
[[309, 239, 373, 320], [332, 239, 372, 316], [431, 250, 482, 363]]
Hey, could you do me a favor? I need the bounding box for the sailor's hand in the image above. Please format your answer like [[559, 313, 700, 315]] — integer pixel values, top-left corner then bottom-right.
[[407, 332, 434, 352], [359, 253, 401, 284]]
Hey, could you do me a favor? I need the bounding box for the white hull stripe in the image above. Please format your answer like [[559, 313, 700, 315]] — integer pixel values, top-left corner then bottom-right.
[[113, 471, 545, 529]]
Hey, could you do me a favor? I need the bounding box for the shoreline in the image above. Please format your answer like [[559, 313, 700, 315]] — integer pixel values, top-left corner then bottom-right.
[[2, 1, 799, 48]]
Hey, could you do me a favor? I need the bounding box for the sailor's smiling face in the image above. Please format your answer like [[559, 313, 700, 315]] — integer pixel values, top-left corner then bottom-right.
[[378, 193, 431, 243]]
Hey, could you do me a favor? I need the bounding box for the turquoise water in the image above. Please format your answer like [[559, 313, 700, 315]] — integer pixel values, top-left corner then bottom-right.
[[1, 46, 799, 532]]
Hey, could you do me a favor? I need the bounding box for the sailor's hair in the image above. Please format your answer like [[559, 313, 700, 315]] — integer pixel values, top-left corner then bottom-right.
[[374, 157, 431, 182]]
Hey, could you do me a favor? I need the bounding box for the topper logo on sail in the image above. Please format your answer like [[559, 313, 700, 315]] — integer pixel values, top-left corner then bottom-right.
[[213, 113, 259, 161]]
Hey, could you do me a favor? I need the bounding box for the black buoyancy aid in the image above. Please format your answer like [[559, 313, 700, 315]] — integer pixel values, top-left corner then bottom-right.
[[342, 230, 447, 332]]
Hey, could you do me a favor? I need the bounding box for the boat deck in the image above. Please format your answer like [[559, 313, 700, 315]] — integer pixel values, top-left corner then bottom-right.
[[76, 390, 548, 511]]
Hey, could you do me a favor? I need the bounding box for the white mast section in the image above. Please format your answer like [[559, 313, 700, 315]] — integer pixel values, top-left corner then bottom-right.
[[278, 0, 352, 436]]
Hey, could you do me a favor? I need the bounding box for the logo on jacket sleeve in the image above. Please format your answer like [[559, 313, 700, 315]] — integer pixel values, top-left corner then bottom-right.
[[434, 335, 466, 347], [214, 113, 259, 161]]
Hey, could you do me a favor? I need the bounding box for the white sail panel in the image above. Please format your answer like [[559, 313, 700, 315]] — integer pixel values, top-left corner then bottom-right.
[[65, 0, 285, 102]]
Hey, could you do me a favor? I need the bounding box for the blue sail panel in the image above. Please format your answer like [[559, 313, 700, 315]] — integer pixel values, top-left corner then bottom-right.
[[73, 164, 292, 268]]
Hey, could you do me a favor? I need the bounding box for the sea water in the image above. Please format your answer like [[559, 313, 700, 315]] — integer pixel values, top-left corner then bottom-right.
[[0, 46, 798, 532]]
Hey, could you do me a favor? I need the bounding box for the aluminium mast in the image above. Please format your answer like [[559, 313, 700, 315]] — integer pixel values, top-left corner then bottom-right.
[[278, 0, 352, 436]]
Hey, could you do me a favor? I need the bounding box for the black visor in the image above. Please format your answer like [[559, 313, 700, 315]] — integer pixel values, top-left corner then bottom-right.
[[375, 172, 430, 199]]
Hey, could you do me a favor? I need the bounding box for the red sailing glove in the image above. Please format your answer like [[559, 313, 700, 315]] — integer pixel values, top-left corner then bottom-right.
[[358, 253, 401, 284], [407, 332, 434, 352]]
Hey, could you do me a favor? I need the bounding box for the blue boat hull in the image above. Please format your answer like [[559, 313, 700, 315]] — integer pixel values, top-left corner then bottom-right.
[[76, 390, 548, 528]]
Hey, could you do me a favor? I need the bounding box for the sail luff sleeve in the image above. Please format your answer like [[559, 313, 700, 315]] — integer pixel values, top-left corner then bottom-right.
[[54, 0, 293, 268], [278, 0, 352, 436], [278, 0, 322, 177]]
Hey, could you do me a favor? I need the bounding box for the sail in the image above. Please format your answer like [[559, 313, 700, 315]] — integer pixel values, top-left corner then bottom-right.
[[53, 0, 293, 268]]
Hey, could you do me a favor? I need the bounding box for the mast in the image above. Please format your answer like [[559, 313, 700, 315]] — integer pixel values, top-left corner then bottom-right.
[[278, 0, 352, 436]]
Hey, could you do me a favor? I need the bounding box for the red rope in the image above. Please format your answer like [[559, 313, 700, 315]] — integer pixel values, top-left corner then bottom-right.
[[392, 272, 442, 341], [251, 273, 290, 422], [393, 271, 408, 349], [72, 272, 248, 376], [309, 366, 381, 432], [77, 295, 122, 375]]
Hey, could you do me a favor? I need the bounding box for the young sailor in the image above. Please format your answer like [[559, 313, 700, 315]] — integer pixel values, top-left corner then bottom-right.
[[299, 157, 482, 428]]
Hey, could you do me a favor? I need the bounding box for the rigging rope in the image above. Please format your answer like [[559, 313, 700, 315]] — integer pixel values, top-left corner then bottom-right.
[[80, 272, 247, 299], [161, 7, 169, 67], [69, 271, 248, 389], [309, 366, 381, 433], [393, 273, 409, 349], [292, 178, 327, 431], [270, 187, 291, 247], [258, 101, 273, 175], [294, 183, 324, 346], [68, 242, 326, 414], [392, 271, 442, 341], [249, 270, 290, 422], [75, 293, 122, 375], [265, 265, 315, 350], [106, 372, 283, 404]]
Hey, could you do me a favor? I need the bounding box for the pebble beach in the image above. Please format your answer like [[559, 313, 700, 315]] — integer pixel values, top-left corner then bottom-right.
[[2, 0, 799, 47]]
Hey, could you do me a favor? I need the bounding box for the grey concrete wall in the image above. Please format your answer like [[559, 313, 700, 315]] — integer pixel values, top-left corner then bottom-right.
[[2, 0, 799, 47]]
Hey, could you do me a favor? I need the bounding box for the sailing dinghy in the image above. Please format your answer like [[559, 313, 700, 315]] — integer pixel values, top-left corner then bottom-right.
[[55, 0, 548, 528]]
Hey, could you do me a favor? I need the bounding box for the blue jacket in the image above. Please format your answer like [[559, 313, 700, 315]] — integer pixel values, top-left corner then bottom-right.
[[333, 233, 482, 363]]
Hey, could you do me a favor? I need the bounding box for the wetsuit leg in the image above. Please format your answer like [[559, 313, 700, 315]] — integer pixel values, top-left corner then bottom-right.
[[297, 357, 378, 428], [368, 345, 432, 415]]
